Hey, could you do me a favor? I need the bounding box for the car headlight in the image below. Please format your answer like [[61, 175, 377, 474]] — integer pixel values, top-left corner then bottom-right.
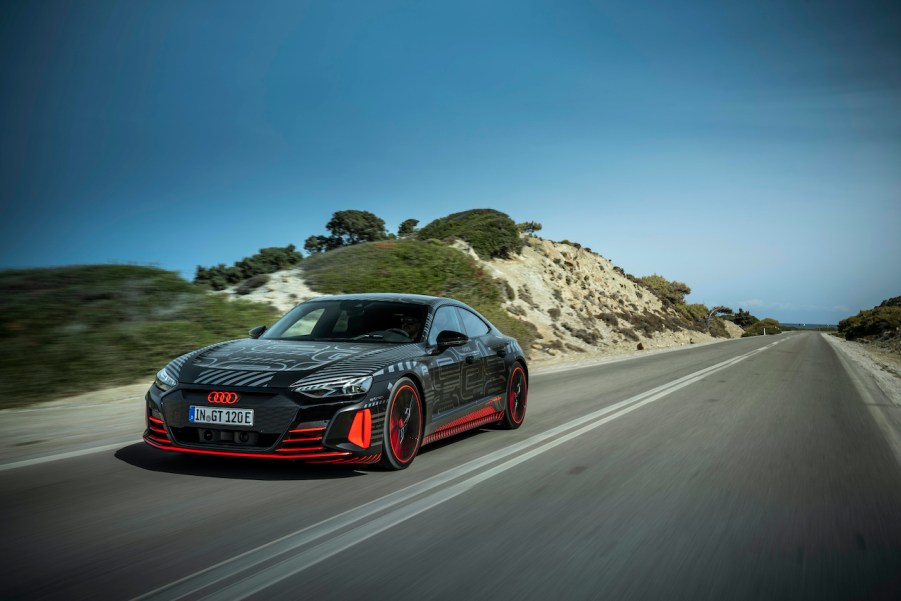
[[154, 368, 177, 391], [292, 376, 373, 399]]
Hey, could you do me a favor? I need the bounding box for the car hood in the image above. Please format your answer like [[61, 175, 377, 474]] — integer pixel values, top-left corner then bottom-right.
[[170, 338, 422, 389]]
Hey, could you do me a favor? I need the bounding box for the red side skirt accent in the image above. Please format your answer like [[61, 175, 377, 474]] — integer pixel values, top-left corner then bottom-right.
[[423, 406, 505, 446]]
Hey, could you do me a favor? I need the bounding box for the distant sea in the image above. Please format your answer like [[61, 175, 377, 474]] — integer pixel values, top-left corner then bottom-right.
[[779, 323, 838, 330]]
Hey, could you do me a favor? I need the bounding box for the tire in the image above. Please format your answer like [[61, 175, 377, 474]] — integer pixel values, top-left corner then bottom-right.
[[379, 377, 423, 470], [501, 362, 528, 429]]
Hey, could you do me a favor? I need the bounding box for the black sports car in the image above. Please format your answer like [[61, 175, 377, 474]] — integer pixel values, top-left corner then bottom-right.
[[144, 293, 528, 469]]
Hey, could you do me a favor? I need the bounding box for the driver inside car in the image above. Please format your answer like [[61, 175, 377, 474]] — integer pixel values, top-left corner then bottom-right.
[[400, 314, 423, 341]]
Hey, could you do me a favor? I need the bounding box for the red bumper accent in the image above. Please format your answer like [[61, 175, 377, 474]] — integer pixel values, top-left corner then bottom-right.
[[142, 419, 356, 461]]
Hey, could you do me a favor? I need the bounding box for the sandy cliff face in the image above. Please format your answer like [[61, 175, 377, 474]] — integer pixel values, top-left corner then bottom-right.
[[219, 237, 741, 361], [216, 270, 317, 313], [474, 237, 737, 360]]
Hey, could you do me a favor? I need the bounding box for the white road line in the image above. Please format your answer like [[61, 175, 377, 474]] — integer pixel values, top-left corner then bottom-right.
[[0, 440, 142, 472], [135, 339, 782, 601]]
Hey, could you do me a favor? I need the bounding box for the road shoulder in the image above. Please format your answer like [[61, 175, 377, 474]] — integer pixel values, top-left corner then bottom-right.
[[822, 333, 901, 472]]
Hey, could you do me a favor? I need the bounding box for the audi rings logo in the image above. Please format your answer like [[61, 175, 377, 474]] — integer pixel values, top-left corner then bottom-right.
[[208, 391, 239, 404]]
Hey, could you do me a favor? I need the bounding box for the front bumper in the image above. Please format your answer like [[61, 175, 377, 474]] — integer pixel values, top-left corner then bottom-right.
[[143, 384, 384, 465]]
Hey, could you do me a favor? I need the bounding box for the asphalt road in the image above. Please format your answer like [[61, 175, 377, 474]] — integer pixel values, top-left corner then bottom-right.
[[3, 332, 901, 600]]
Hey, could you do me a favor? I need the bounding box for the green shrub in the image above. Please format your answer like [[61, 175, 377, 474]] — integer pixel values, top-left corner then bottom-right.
[[637, 274, 691, 306], [416, 209, 523, 259], [742, 318, 782, 336], [838, 302, 901, 340], [731, 308, 759, 327], [0, 265, 279, 407], [195, 245, 303, 290], [675, 303, 706, 323], [236, 273, 270, 295]]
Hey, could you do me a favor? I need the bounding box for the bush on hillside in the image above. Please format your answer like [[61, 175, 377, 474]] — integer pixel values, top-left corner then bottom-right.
[[195, 245, 303, 290], [742, 318, 782, 336], [637, 274, 692, 306], [0, 265, 279, 407], [301, 239, 536, 350], [236, 273, 270, 295], [731, 308, 759, 328], [838, 300, 901, 341], [417, 209, 523, 259]]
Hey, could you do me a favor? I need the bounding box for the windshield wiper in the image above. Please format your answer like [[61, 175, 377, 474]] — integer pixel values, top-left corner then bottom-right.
[[353, 334, 384, 340]]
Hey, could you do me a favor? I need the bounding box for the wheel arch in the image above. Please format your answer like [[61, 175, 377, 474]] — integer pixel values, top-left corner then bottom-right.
[[512, 356, 529, 381]]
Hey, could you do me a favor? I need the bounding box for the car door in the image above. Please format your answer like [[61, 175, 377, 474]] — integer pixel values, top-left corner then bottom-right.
[[453, 307, 492, 404], [427, 305, 468, 415]]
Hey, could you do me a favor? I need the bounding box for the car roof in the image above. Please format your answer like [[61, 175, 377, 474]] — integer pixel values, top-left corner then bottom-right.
[[304, 293, 462, 308]]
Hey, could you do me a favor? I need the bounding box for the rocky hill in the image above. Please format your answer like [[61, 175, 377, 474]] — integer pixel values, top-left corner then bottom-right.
[[220, 235, 742, 362]]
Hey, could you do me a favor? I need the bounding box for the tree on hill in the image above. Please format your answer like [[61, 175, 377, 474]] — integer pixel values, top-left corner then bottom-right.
[[326, 210, 388, 245], [517, 221, 542, 235], [304, 210, 388, 254], [304, 235, 342, 255], [416, 209, 523, 259], [732, 308, 759, 328], [397, 219, 419, 238], [706, 306, 733, 330]]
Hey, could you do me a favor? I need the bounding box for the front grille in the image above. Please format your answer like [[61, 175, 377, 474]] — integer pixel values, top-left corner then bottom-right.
[[169, 427, 280, 449], [163, 396, 297, 433]]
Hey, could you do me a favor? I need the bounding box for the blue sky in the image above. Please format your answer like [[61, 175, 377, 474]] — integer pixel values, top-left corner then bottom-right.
[[2, 0, 899, 324]]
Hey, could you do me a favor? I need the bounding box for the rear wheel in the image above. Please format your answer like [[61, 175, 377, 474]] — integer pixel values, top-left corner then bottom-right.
[[379, 377, 423, 470], [501, 362, 527, 429]]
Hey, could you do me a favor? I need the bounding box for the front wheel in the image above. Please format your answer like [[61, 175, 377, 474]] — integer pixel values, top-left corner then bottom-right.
[[501, 362, 528, 429], [379, 377, 423, 470]]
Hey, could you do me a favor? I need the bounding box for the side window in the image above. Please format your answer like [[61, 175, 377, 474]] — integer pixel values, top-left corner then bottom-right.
[[457, 308, 490, 337], [428, 306, 463, 345]]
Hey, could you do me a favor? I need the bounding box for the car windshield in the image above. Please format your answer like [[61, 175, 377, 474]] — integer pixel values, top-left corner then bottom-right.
[[262, 299, 428, 343]]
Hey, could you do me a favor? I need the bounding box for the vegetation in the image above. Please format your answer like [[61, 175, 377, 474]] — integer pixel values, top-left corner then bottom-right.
[[742, 318, 782, 336], [0, 265, 279, 408], [301, 239, 536, 350], [417, 209, 523, 259], [397, 219, 419, 238], [517, 221, 543, 235], [637, 274, 691, 306], [194, 245, 303, 291], [304, 210, 388, 254], [731, 308, 760, 328], [636, 274, 731, 337], [838, 297, 901, 341], [235, 273, 270, 295]]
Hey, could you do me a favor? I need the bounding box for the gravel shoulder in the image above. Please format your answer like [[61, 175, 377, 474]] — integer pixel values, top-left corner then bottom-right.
[[821, 333, 901, 406]]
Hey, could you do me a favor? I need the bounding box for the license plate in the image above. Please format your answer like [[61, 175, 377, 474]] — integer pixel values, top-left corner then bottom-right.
[[189, 406, 254, 426]]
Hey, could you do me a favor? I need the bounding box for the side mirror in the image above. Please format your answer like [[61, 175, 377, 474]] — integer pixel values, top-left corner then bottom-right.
[[249, 325, 268, 339], [436, 330, 469, 350]]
